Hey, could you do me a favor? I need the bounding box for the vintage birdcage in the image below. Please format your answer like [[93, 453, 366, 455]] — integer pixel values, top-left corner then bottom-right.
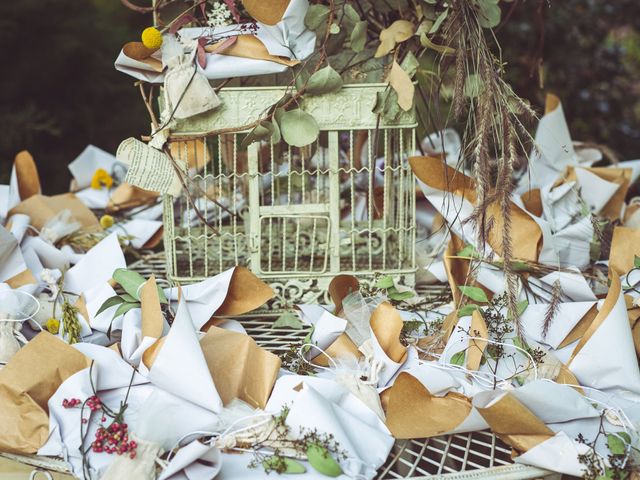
[[163, 83, 417, 304]]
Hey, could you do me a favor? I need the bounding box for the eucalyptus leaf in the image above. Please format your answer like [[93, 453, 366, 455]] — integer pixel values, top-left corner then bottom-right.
[[113, 268, 147, 300], [157, 286, 168, 304], [343, 3, 360, 23], [113, 301, 140, 319], [388, 287, 415, 301], [350, 21, 368, 53], [273, 312, 304, 330], [450, 351, 466, 366], [477, 0, 501, 28], [373, 88, 402, 122], [263, 456, 306, 474], [517, 300, 529, 316], [304, 4, 329, 30], [375, 275, 395, 289], [107, 300, 141, 338], [634, 255, 640, 268], [329, 23, 340, 35], [279, 109, 320, 147], [387, 61, 414, 111], [420, 33, 455, 54], [457, 244, 480, 258], [274, 106, 286, 125], [458, 285, 489, 303], [400, 51, 420, 78], [241, 122, 272, 148], [305, 66, 343, 96], [302, 325, 315, 354], [428, 8, 448, 34], [457, 304, 479, 317], [294, 69, 309, 92], [307, 443, 342, 477], [512, 336, 526, 351], [607, 433, 627, 455], [270, 118, 281, 144], [95, 295, 125, 317], [120, 293, 137, 303], [375, 20, 415, 58]]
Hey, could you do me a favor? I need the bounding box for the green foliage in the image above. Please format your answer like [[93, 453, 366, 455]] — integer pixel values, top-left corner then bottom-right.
[[457, 304, 479, 317], [279, 109, 320, 147], [96, 269, 167, 337], [305, 66, 343, 96], [475, 0, 501, 29], [262, 456, 306, 474], [113, 268, 167, 303], [373, 275, 416, 302], [306, 443, 342, 477], [458, 285, 489, 303], [273, 312, 304, 330], [450, 350, 466, 366]]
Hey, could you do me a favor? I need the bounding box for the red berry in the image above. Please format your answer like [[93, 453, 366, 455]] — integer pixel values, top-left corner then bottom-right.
[[130, 452, 136, 459]]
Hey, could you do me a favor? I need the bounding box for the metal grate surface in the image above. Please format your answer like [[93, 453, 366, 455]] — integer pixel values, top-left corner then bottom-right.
[[126, 253, 552, 480], [1, 253, 551, 479]]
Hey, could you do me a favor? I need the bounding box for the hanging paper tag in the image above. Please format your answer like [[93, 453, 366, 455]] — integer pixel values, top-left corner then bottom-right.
[[117, 137, 185, 197]]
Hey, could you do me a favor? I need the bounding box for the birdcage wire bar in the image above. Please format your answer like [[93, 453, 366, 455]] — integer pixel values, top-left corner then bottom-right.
[[162, 84, 418, 302]]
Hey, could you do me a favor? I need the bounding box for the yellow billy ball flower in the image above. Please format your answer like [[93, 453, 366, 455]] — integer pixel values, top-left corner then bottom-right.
[[45, 318, 60, 334], [91, 168, 113, 190], [100, 215, 114, 229], [141, 27, 163, 50]]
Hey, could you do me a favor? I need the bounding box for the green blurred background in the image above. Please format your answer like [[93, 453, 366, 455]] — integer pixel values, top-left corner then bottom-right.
[[1, 0, 639, 193]]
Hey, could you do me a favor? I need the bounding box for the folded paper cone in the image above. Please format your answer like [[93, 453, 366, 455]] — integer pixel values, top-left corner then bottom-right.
[[311, 333, 361, 367], [545, 93, 561, 114], [209, 266, 274, 318], [328, 274, 360, 315], [474, 390, 554, 454], [370, 302, 407, 364], [6, 269, 37, 289], [9, 193, 100, 231], [609, 226, 640, 276], [140, 275, 165, 367], [520, 189, 543, 217], [444, 233, 472, 306], [385, 372, 473, 438], [200, 327, 281, 409], [14, 151, 41, 201], [107, 183, 159, 213], [242, 0, 290, 25], [560, 166, 632, 221], [0, 333, 91, 453], [409, 156, 543, 262], [205, 35, 299, 67]]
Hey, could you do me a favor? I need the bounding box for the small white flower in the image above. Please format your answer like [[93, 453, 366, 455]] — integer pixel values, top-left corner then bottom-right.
[[206, 1, 232, 27]]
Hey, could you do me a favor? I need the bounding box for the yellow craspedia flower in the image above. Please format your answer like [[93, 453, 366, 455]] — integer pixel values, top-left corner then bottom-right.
[[91, 168, 113, 190], [99, 214, 114, 229], [141, 27, 163, 50], [45, 318, 60, 334]]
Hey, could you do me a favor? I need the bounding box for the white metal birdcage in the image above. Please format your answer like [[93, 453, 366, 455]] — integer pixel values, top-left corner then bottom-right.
[[163, 83, 418, 305]]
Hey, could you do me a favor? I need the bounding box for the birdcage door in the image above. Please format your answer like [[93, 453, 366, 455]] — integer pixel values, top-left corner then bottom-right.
[[246, 133, 342, 279]]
